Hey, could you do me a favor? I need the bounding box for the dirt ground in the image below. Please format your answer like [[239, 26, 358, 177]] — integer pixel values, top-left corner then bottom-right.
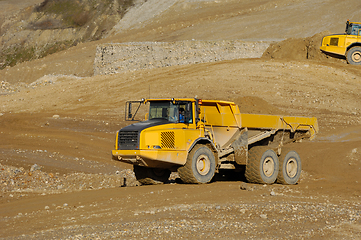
[[1, 0, 361, 239]]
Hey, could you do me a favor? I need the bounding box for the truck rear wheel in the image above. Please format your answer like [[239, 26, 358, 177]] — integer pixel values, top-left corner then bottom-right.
[[245, 146, 279, 184], [178, 145, 216, 184], [133, 165, 170, 185], [346, 47, 361, 65], [276, 150, 301, 185]]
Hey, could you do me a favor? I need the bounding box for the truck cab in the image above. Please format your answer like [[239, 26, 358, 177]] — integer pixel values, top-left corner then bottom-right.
[[346, 21, 361, 36], [112, 98, 204, 167]]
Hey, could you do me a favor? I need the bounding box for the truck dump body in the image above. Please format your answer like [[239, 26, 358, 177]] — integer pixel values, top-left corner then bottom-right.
[[199, 100, 318, 149], [112, 98, 318, 185], [240, 114, 318, 139]]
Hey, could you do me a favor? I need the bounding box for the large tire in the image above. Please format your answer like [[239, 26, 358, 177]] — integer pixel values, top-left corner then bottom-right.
[[133, 165, 170, 185], [245, 146, 279, 184], [276, 150, 301, 185], [346, 47, 361, 65], [178, 145, 216, 184]]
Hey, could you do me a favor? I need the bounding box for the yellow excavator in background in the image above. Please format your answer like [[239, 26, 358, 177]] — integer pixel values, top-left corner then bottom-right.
[[320, 20, 361, 65]]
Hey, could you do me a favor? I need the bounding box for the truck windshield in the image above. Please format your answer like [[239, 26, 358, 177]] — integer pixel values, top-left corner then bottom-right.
[[149, 101, 193, 123], [346, 23, 361, 35]]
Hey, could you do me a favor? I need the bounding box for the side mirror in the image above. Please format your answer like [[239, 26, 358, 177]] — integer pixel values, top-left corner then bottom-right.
[[125, 100, 144, 121], [128, 102, 132, 119]]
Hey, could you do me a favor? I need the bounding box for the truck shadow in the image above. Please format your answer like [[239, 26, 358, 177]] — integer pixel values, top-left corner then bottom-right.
[[168, 169, 247, 184]]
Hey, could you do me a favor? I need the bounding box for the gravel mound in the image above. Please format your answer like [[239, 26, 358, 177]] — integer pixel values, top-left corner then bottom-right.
[[262, 31, 346, 63], [0, 163, 139, 198], [94, 40, 271, 75]]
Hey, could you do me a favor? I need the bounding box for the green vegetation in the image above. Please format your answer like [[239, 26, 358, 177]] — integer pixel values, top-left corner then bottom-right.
[[0, 0, 135, 69], [33, 0, 91, 28], [0, 41, 76, 70], [31, 0, 134, 29], [42, 40, 77, 56], [117, 0, 136, 17], [2, 47, 36, 69]]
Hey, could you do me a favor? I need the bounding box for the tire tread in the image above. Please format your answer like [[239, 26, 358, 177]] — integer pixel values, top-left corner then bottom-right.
[[178, 144, 215, 184], [245, 146, 278, 184]]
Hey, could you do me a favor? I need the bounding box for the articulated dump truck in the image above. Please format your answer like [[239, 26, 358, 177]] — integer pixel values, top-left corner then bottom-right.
[[112, 98, 318, 185]]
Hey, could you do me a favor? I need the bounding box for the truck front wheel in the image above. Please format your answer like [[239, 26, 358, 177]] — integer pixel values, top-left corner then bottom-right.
[[276, 150, 301, 185], [245, 146, 279, 184], [133, 165, 170, 185], [346, 47, 361, 65], [178, 145, 216, 184]]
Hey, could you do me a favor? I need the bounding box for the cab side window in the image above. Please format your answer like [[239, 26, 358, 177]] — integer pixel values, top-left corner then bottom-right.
[[179, 102, 193, 124]]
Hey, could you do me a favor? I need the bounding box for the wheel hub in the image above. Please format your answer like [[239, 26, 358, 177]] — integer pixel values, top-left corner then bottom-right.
[[263, 157, 275, 177], [352, 51, 361, 63], [196, 155, 210, 176], [286, 158, 297, 178]]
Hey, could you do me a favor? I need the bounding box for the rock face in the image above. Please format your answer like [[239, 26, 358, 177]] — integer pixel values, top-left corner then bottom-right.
[[0, 0, 138, 69], [94, 40, 271, 75]]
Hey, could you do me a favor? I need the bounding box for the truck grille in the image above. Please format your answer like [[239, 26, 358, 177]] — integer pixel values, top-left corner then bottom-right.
[[118, 131, 139, 150], [330, 38, 339, 46], [161, 131, 175, 149]]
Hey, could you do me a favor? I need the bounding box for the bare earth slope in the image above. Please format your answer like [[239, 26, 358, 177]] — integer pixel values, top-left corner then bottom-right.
[[1, 0, 361, 239]]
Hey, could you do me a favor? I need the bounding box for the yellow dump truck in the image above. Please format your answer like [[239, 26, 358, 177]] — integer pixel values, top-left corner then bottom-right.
[[112, 98, 318, 185], [320, 20, 361, 65]]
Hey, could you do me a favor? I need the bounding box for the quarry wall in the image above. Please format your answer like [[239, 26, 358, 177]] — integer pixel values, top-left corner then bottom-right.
[[94, 40, 271, 75]]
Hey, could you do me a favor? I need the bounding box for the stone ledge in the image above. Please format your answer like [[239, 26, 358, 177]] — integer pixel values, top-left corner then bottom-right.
[[94, 40, 271, 75]]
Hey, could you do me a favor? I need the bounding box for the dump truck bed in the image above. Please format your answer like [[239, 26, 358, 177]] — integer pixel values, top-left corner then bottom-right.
[[200, 100, 318, 145], [240, 113, 318, 140]]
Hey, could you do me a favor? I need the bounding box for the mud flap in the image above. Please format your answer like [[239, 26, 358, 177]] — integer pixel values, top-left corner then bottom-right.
[[231, 129, 248, 165]]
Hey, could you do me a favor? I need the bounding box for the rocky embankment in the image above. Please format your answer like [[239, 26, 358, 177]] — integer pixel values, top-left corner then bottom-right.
[[0, 163, 138, 198], [94, 40, 271, 75], [0, 0, 144, 69]]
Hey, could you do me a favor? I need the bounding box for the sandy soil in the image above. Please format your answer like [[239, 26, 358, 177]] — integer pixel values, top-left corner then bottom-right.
[[1, 0, 361, 239]]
